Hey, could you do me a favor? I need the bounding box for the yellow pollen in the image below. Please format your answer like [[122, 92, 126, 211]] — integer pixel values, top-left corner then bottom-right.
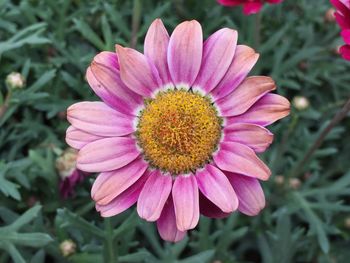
[[137, 89, 222, 175]]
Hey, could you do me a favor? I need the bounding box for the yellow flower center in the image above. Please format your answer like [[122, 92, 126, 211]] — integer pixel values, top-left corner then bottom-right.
[[137, 89, 222, 175]]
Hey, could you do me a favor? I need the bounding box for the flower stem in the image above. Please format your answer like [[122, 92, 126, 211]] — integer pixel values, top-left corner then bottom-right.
[[104, 218, 117, 263], [254, 12, 262, 49], [130, 0, 142, 49], [0, 90, 12, 119], [291, 97, 350, 177]]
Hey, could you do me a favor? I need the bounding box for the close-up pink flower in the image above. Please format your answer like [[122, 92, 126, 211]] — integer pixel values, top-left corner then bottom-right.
[[331, 0, 350, 60], [65, 18, 290, 242], [217, 0, 283, 15]]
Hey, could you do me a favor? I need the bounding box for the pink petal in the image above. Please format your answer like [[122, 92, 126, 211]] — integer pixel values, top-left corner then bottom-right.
[[77, 137, 140, 172], [168, 20, 203, 88], [144, 19, 173, 87], [157, 196, 186, 242], [137, 171, 172, 222], [65, 126, 103, 150], [217, 0, 242, 6], [193, 28, 237, 94], [87, 52, 142, 116], [214, 142, 271, 181], [226, 93, 290, 127], [196, 164, 238, 213], [199, 192, 230, 219], [223, 123, 274, 153], [340, 45, 350, 60], [243, 3, 263, 15], [116, 45, 161, 97], [67, 102, 135, 137], [210, 45, 259, 101], [172, 175, 199, 231], [216, 76, 276, 117], [341, 29, 350, 44], [226, 172, 265, 216], [91, 157, 148, 205], [96, 171, 150, 217]]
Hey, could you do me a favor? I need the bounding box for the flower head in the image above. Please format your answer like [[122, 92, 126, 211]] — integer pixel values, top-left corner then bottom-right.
[[292, 96, 310, 111], [59, 239, 76, 257], [56, 148, 86, 198], [66, 19, 290, 242], [217, 0, 283, 15], [5, 72, 25, 89], [331, 0, 350, 60]]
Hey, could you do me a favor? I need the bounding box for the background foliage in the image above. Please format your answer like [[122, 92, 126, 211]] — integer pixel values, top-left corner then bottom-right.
[[0, 0, 350, 262]]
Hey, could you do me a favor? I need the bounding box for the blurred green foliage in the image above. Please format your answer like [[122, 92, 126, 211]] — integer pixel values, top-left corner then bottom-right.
[[0, 0, 350, 262]]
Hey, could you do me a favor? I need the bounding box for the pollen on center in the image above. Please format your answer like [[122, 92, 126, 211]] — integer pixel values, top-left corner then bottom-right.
[[136, 89, 222, 175]]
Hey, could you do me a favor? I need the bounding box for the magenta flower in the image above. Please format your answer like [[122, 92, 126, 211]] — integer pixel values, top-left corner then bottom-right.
[[66, 19, 290, 242], [217, 0, 283, 15], [56, 148, 87, 198], [331, 0, 350, 60]]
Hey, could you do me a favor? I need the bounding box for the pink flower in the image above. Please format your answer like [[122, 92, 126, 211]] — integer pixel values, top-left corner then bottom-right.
[[331, 0, 350, 60], [217, 0, 283, 15], [56, 148, 87, 198], [66, 19, 290, 242]]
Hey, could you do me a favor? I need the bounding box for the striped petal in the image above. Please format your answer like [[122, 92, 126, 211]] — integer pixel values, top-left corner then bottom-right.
[[116, 45, 161, 97], [223, 123, 273, 153], [214, 142, 271, 181], [67, 102, 135, 137], [211, 45, 259, 101], [77, 137, 140, 172], [216, 76, 276, 117], [168, 20, 203, 89], [65, 126, 103, 150], [172, 175, 199, 231], [144, 19, 172, 87], [87, 52, 142, 115], [91, 157, 148, 205], [196, 164, 238, 213], [137, 171, 172, 221], [193, 28, 237, 94], [96, 171, 149, 217], [226, 94, 290, 127], [226, 172, 265, 216], [157, 196, 186, 242]]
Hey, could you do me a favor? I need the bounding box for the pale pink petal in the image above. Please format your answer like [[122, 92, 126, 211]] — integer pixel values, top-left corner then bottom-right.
[[66, 126, 103, 150], [137, 171, 172, 222], [196, 164, 238, 213], [199, 192, 230, 219], [226, 94, 290, 127], [116, 45, 161, 97], [168, 20, 203, 88], [172, 175, 199, 231], [211, 45, 259, 101], [193, 28, 237, 93], [223, 123, 274, 153], [216, 76, 276, 117], [91, 157, 148, 205], [96, 171, 150, 217], [77, 137, 140, 172], [144, 19, 173, 86], [226, 172, 265, 216], [157, 196, 186, 242], [213, 142, 271, 181], [67, 102, 134, 137], [87, 52, 142, 116]]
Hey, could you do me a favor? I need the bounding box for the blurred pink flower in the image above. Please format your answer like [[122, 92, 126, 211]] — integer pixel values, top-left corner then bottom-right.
[[217, 0, 283, 15], [56, 148, 87, 198], [66, 19, 290, 242], [331, 0, 350, 60]]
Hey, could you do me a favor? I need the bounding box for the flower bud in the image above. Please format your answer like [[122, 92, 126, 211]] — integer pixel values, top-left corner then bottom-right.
[[5, 72, 25, 90], [56, 148, 78, 179], [344, 217, 350, 229], [288, 178, 301, 190], [274, 175, 284, 185], [325, 8, 336, 23], [59, 239, 76, 257], [292, 96, 309, 111]]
